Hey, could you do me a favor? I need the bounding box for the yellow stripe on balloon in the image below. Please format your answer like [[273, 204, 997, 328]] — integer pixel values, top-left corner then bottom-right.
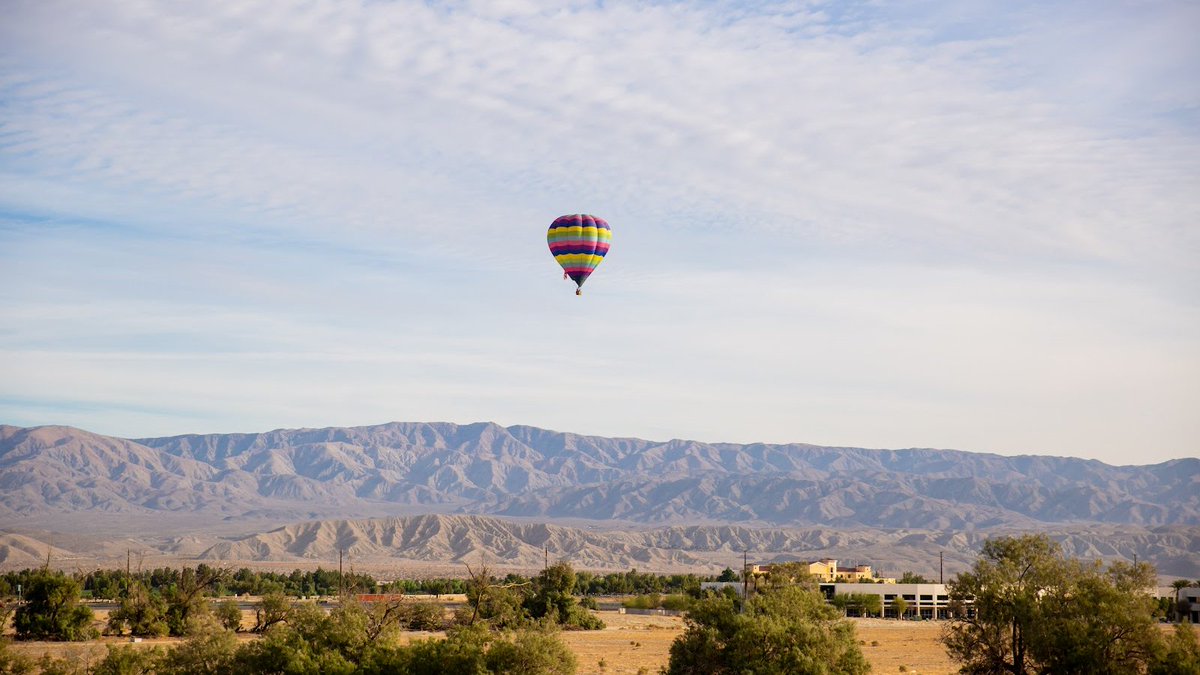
[[553, 253, 599, 264]]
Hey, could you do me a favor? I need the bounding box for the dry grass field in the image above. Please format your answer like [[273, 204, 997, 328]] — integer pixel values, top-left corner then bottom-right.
[[4, 610, 952, 674], [6, 608, 1195, 674], [557, 613, 957, 675]]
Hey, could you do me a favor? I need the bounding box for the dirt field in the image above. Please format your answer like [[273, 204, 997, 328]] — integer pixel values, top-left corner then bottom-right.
[[854, 619, 956, 675], [562, 611, 684, 674], [7, 610, 1194, 674], [555, 613, 957, 675], [5, 611, 952, 674]]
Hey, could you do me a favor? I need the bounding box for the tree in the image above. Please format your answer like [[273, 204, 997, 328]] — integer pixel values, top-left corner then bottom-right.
[[368, 623, 576, 675], [156, 624, 237, 672], [463, 561, 531, 628], [665, 585, 869, 675], [105, 582, 168, 637], [942, 534, 1163, 675], [762, 562, 814, 589], [484, 627, 577, 675], [942, 535, 1062, 674], [92, 645, 161, 675], [890, 596, 909, 619], [1149, 623, 1200, 675], [832, 593, 881, 618], [856, 593, 883, 618], [1032, 560, 1160, 673], [251, 592, 291, 633], [237, 602, 360, 675], [899, 571, 932, 584], [162, 566, 223, 636], [213, 598, 242, 632], [397, 601, 446, 632], [0, 638, 35, 675], [12, 571, 97, 641], [716, 568, 739, 583], [1174, 580, 1194, 622], [525, 562, 603, 630]]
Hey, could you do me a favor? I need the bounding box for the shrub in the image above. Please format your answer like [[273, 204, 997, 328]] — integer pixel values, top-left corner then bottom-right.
[[666, 585, 868, 675], [0, 638, 35, 675], [13, 572, 97, 641]]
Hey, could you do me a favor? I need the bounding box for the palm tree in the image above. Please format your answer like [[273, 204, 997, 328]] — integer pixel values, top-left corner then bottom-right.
[[1172, 579, 1191, 622]]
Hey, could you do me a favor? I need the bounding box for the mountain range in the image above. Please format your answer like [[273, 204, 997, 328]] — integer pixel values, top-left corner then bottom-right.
[[1, 422, 1196, 575]]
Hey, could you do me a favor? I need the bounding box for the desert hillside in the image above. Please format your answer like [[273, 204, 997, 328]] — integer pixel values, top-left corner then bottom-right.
[[4, 513, 1199, 576], [2, 422, 1195, 530]]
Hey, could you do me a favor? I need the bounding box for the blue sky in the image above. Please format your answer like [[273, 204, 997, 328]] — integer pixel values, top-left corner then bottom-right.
[[1, 0, 1197, 465]]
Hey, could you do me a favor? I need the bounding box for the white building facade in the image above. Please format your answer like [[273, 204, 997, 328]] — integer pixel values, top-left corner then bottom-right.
[[820, 582, 955, 619]]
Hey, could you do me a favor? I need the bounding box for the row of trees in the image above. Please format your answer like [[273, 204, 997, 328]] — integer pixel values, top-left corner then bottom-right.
[[0, 604, 578, 674], [1, 564, 719, 603], [6, 537, 1200, 674], [1, 563, 611, 673]]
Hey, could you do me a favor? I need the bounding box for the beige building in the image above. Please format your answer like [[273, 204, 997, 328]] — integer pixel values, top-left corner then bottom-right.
[[749, 559, 895, 584]]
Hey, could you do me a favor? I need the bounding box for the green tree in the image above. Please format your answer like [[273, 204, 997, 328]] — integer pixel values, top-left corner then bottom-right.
[[665, 585, 869, 675], [0, 638, 36, 675], [213, 598, 242, 632], [398, 601, 446, 632], [485, 627, 577, 674], [1149, 623, 1200, 675], [251, 592, 291, 633], [162, 566, 223, 636], [525, 562, 603, 630], [105, 582, 168, 637], [467, 584, 530, 629], [1173, 579, 1193, 622], [716, 568, 738, 583], [12, 571, 97, 641], [91, 644, 162, 675], [899, 571, 932, 584], [396, 624, 492, 675], [381, 624, 576, 675], [236, 602, 363, 675], [890, 596, 909, 619], [942, 534, 1163, 675], [763, 562, 814, 589], [853, 593, 882, 618], [1032, 560, 1160, 673], [833, 593, 881, 617], [942, 535, 1061, 674]]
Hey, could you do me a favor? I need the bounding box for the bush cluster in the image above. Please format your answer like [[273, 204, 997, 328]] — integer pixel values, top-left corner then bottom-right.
[[1, 606, 577, 675]]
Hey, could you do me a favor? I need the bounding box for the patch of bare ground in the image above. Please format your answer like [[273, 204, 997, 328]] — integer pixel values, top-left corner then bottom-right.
[[562, 610, 684, 675], [559, 613, 959, 675], [853, 618, 957, 674]]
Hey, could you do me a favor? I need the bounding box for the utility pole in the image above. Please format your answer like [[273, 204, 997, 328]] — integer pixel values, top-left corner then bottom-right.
[[338, 548, 344, 597], [742, 550, 749, 604], [544, 546, 548, 572], [939, 552, 944, 584]]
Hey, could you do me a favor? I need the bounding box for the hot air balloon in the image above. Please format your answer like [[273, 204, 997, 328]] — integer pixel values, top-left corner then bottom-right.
[[547, 214, 610, 296]]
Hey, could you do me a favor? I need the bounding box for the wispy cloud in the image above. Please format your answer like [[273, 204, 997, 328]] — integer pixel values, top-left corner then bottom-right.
[[1, 0, 1197, 462]]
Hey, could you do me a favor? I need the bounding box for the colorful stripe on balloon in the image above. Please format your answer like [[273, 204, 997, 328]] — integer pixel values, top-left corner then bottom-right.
[[548, 214, 610, 288]]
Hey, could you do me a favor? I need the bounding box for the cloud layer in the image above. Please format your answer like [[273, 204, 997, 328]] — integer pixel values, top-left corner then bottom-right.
[[1, 0, 1197, 463]]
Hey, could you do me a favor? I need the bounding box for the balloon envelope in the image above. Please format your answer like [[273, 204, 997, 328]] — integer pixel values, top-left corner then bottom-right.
[[547, 214, 610, 290]]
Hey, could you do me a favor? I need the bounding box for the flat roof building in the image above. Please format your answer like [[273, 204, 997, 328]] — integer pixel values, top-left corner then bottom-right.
[[820, 582, 957, 619]]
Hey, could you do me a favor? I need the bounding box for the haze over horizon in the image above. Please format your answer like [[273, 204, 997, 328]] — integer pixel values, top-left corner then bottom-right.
[[2, 1, 1198, 465]]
